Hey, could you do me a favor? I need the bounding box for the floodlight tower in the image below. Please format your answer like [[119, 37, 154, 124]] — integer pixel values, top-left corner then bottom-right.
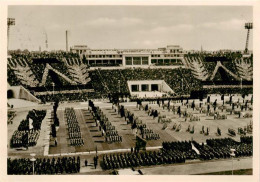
[[244, 22, 253, 54], [66, 30, 69, 52], [7, 18, 15, 50]]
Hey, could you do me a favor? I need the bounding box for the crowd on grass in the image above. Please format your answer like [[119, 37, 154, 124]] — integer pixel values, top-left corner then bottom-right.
[[192, 137, 252, 160], [102, 147, 187, 170], [7, 156, 81, 175], [65, 108, 84, 146], [10, 110, 46, 148], [101, 136, 252, 170], [116, 103, 160, 141], [89, 100, 123, 143]]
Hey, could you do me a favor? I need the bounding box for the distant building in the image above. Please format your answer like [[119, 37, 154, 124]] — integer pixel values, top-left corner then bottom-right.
[[70, 45, 184, 67]]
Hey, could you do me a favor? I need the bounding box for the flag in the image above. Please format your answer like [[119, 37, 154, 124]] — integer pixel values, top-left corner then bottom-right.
[[191, 142, 200, 155], [29, 118, 34, 130], [33, 109, 38, 117]]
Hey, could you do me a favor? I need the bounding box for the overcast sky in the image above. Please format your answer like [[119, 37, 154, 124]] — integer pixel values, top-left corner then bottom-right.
[[8, 6, 253, 51]]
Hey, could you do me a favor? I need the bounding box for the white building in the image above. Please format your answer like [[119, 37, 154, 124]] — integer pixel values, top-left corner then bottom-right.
[[70, 45, 184, 67]]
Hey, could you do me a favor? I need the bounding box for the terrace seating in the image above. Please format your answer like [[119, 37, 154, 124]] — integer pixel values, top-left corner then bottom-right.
[[8, 58, 39, 87], [7, 51, 253, 103], [65, 58, 91, 84]]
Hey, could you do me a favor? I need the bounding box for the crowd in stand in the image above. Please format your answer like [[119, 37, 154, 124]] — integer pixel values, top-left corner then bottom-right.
[[185, 52, 253, 80], [8, 156, 80, 175], [93, 68, 202, 97], [8, 51, 79, 88], [7, 51, 254, 104], [65, 108, 84, 146], [185, 51, 245, 61], [10, 110, 46, 148], [7, 65, 21, 86], [9, 51, 79, 60], [37, 92, 97, 103]]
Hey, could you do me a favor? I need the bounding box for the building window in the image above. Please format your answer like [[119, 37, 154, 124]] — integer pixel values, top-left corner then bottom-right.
[[151, 59, 157, 64], [89, 60, 95, 65], [151, 84, 159, 91], [170, 59, 175, 64], [133, 57, 141, 65], [164, 59, 169, 65], [141, 84, 149, 91], [110, 60, 116, 64], [126, 57, 132, 65], [96, 60, 101, 65], [158, 59, 163, 65], [131, 85, 139, 92], [142, 57, 148, 65], [116, 60, 122, 65]]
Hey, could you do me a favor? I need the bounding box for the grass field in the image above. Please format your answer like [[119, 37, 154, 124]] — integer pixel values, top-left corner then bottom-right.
[[8, 94, 253, 157]]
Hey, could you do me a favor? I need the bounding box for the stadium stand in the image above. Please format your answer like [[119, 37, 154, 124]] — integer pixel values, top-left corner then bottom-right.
[[7, 51, 253, 103]]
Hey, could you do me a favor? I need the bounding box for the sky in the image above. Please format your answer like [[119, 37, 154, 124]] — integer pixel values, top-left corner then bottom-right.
[[8, 6, 253, 51]]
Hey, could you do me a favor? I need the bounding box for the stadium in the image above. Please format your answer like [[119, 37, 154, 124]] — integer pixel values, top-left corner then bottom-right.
[[7, 7, 253, 175]]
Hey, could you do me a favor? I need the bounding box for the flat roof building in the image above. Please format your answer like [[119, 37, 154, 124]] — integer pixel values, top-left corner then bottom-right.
[[70, 45, 184, 67]]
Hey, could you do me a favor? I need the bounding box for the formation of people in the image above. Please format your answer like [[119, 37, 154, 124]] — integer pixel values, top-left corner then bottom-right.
[[132, 94, 252, 136], [102, 148, 186, 170], [162, 141, 198, 159], [89, 100, 122, 143], [192, 137, 252, 160], [8, 156, 81, 175], [65, 108, 84, 146], [119, 104, 160, 141], [10, 110, 46, 148]]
